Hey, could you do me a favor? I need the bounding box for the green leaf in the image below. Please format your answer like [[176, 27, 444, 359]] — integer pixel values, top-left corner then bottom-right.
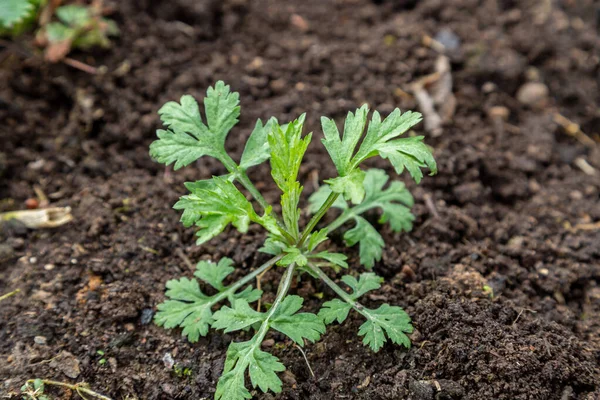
[[320, 104, 369, 175], [308, 169, 414, 268], [150, 81, 240, 169], [307, 228, 328, 252], [358, 304, 413, 352], [351, 109, 436, 182], [259, 236, 286, 255], [205, 81, 241, 143], [278, 247, 307, 267], [319, 273, 382, 325], [271, 295, 326, 345], [307, 185, 347, 214], [240, 118, 277, 170], [341, 272, 383, 300], [268, 115, 311, 237], [154, 257, 260, 342], [174, 176, 278, 244], [45, 22, 76, 42], [154, 277, 215, 342], [344, 217, 384, 269], [0, 0, 34, 28], [318, 299, 352, 324], [212, 299, 264, 332], [377, 137, 437, 184], [324, 168, 366, 204], [311, 251, 348, 269], [268, 115, 310, 191], [55, 5, 90, 27], [214, 295, 324, 399], [216, 337, 285, 400], [194, 258, 235, 291], [321, 106, 434, 183]]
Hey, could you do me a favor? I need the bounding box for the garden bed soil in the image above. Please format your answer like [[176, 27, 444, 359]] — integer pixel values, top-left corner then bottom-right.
[[1, 0, 599, 399]]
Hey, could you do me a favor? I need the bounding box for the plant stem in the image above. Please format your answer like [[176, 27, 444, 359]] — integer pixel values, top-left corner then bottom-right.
[[236, 169, 271, 212], [0, 288, 20, 302], [307, 263, 367, 316], [298, 192, 340, 246], [220, 154, 271, 212], [215, 255, 283, 304], [25, 379, 112, 400], [252, 263, 296, 344], [324, 199, 378, 234], [325, 210, 354, 233]]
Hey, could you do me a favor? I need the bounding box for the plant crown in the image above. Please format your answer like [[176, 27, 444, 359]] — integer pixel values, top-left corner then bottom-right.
[[150, 81, 436, 399]]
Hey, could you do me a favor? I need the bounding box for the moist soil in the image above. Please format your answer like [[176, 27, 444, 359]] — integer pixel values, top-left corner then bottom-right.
[[1, 0, 599, 399]]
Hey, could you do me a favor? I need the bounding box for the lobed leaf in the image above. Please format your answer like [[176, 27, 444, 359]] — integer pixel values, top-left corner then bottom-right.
[[212, 299, 264, 332], [344, 216, 385, 269], [358, 304, 413, 352], [271, 295, 326, 345], [194, 258, 235, 291], [240, 117, 277, 170], [318, 299, 352, 324], [341, 272, 383, 300], [268, 115, 311, 237], [320, 104, 369, 176], [150, 81, 239, 169], [321, 105, 435, 184], [324, 168, 366, 204], [174, 176, 279, 244], [311, 251, 348, 270], [154, 258, 260, 343], [0, 0, 35, 28], [216, 337, 285, 400], [308, 169, 415, 268]]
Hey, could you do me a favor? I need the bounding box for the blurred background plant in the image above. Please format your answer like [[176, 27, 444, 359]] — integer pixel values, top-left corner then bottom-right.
[[0, 0, 118, 65]]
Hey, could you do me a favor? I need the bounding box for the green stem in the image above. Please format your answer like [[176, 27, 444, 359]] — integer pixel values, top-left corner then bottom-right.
[[25, 379, 112, 400], [252, 263, 297, 345], [236, 169, 271, 212], [325, 210, 354, 234], [298, 192, 340, 247], [220, 154, 270, 212], [0, 288, 20, 302], [307, 263, 368, 317], [214, 255, 283, 304], [325, 199, 378, 234]]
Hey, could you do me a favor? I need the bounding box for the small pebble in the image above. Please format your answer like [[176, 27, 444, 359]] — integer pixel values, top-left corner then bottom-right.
[[9, 238, 25, 249], [434, 28, 461, 51], [569, 190, 583, 200], [124, 323, 135, 332], [25, 198, 39, 209], [161, 383, 175, 395], [516, 82, 549, 108], [162, 352, 175, 369], [0, 244, 14, 262], [44, 264, 55, 271], [140, 308, 154, 325], [34, 336, 47, 345], [29, 257, 37, 264], [488, 106, 510, 121], [262, 339, 275, 348]]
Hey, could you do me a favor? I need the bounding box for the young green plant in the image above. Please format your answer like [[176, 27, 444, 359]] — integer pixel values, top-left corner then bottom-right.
[[0, 1, 118, 63], [150, 81, 436, 399]]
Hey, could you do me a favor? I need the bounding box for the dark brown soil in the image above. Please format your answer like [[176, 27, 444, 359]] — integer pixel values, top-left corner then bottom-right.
[[1, 0, 599, 399]]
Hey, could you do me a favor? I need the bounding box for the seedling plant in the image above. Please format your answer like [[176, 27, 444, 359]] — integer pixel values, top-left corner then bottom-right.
[[150, 81, 436, 399], [0, 0, 118, 63]]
